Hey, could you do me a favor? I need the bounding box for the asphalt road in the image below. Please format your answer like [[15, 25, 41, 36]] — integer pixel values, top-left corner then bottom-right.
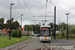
[[1, 37, 75, 50]]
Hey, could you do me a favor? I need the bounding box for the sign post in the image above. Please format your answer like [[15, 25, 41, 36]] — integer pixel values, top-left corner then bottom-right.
[[17, 27, 19, 42]]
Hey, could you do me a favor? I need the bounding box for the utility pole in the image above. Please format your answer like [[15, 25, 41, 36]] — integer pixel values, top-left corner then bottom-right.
[[65, 13, 70, 40], [54, 6, 56, 40], [27, 25, 29, 36]]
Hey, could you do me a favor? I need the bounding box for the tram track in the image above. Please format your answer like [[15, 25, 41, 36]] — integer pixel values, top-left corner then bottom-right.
[[2, 37, 75, 50], [8, 38, 33, 50], [36, 42, 51, 50], [17, 40, 33, 50], [6, 37, 52, 50]]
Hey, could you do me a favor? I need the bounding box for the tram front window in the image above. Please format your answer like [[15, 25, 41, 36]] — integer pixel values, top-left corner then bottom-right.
[[41, 27, 50, 36], [41, 30, 49, 36]]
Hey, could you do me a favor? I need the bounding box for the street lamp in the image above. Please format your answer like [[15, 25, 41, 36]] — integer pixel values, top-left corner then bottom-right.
[[65, 13, 70, 40], [21, 14, 23, 31], [15, 14, 23, 31], [9, 3, 14, 40]]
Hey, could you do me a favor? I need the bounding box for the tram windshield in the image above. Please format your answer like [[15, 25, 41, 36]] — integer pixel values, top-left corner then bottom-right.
[[41, 27, 50, 36]]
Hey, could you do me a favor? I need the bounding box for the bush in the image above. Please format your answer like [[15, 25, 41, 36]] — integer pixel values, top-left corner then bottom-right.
[[56, 33, 61, 36], [11, 30, 22, 38], [68, 34, 74, 38], [61, 30, 65, 37], [0, 33, 2, 36], [64, 34, 67, 38], [58, 36, 62, 38]]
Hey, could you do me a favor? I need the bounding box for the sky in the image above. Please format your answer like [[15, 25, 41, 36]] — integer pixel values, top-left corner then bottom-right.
[[0, 0, 75, 27]]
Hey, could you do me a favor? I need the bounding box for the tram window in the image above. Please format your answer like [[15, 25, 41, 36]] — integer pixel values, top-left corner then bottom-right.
[[42, 28, 49, 30], [41, 27, 50, 36]]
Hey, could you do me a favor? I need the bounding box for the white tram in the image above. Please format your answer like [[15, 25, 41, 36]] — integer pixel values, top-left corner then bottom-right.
[[40, 25, 51, 42]]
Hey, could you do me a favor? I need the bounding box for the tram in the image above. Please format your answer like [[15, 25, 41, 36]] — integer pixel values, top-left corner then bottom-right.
[[40, 25, 51, 42]]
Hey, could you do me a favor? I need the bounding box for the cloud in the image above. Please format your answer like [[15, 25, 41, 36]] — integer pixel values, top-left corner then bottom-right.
[[0, 0, 75, 27]]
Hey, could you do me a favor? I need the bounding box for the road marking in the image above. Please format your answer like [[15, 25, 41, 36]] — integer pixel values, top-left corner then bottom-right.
[[48, 46, 74, 49], [41, 46, 44, 50]]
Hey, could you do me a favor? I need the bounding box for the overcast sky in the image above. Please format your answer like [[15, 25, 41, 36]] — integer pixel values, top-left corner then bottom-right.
[[0, 0, 75, 27]]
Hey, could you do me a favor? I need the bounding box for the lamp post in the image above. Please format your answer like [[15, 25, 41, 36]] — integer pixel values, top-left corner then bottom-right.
[[65, 13, 70, 40], [9, 3, 14, 40], [16, 14, 23, 31], [21, 14, 23, 31]]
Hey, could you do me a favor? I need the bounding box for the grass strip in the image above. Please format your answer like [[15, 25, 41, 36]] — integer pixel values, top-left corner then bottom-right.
[[0, 36, 33, 48]]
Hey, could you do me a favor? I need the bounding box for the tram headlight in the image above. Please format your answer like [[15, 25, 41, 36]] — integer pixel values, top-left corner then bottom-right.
[[42, 37, 43, 39], [40, 37, 43, 39], [48, 37, 49, 39]]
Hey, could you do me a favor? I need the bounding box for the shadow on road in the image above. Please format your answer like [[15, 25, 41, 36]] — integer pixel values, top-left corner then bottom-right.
[[41, 41, 50, 43]]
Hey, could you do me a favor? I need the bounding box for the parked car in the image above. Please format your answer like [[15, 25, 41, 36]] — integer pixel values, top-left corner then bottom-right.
[[32, 33, 34, 36], [34, 34, 40, 37], [37, 34, 40, 37]]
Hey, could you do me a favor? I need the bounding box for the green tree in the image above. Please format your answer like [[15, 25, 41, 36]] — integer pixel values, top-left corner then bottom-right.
[[24, 24, 40, 34], [11, 30, 22, 38], [60, 22, 67, 37], [71, 25, 75, 34], [6, 18, 19, 30], [48, 23, 54, 29], [48, 23, 54, 36], [34, 24, 40, 33], [29, 25, 33, 31], [24, 25, 29, 31], [0, 17, 4, 29], [11, 20, 19, 29], [6, 20, 11, 29]]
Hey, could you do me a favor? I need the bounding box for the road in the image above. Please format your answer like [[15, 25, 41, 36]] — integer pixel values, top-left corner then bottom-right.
[[1, 37, 75, 50]]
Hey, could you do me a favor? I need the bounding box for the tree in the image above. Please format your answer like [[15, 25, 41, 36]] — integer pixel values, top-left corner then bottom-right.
[[6, 20, 10, 29], [11, 20, 19, 29], [71, 25, 75, 34], [48, 23, 54, 36], [24, 25, 29, 31], [6, 19, 19, 30], [48, 23, 54, 29], [11, 18, 14, 22], [24, 24, 40, 34], [0, 17, 4, 29], [33, 24, 40, 33], [29, 25, 33, 31], [60, 22, 67, 30]]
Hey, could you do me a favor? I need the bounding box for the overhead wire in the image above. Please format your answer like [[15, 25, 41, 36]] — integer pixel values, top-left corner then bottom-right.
[[49, 0, 75, 24], [49, 0, 75, 17], [23, 0, 37, 24], [34, 0, 53, 14], [17, 0, 33, 20], [49, 0, 70, 13], [35, 0, 45, 7], [23, 0, 33, 16], [50, 0, 52, 3], [23, 0, 35, 24], [23, 0, 38, 24], [34, 0, 46, 25], [45, 0, 48, 24], [34, 0, 54, 25]]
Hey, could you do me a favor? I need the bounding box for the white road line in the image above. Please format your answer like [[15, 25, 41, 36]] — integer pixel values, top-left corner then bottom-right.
[[48, 46, 74, 50], [41, 46, 44, 50]]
